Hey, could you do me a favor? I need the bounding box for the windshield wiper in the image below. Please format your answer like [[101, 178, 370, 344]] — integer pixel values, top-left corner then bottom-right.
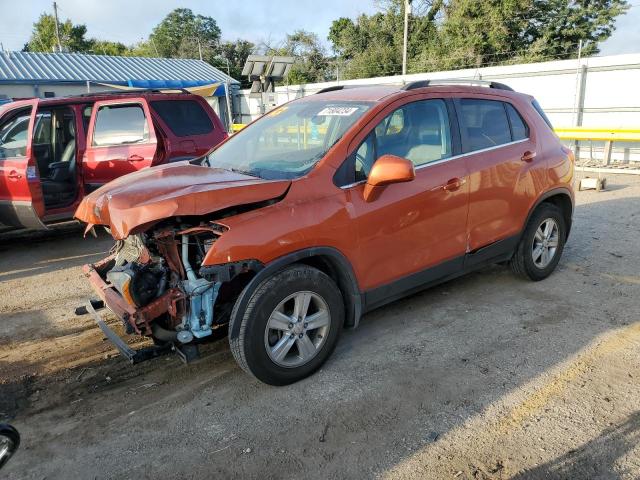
[[230, 167, 261, 178]]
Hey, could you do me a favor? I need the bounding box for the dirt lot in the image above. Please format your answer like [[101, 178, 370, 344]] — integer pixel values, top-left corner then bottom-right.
[[1, 173, 639, 479]]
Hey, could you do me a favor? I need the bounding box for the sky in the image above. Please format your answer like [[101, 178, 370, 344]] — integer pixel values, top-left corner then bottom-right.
[[0, 0, 638, 56]]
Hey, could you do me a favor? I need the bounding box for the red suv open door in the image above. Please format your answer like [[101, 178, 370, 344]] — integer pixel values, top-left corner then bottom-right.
[[0, 99, 47, 229], [82, 98, 158, 191]]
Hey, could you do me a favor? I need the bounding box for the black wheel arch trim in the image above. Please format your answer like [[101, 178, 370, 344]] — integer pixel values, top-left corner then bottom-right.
[[228, 247, 363, 341], [522, 187, 574, 240]]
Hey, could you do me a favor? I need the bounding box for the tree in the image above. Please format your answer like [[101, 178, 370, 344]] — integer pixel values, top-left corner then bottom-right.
[[24, 13, 91, 53], [147, 8, 221, 60], [217, 40, 255, 87], [329, 0, 629, 78], [328, 1, 442, 79], [424, 0, 629, 70], [87, 40, 130, 56], [523, 0, 629, 59], [266, 30, 330, 84]]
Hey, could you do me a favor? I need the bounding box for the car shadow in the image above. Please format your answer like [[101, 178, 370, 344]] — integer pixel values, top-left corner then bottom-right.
[[510, 411, 640, 480]]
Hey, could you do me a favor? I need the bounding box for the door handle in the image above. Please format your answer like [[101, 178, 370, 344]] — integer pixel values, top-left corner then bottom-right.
[[127, 154, 144, 162], [442, 177, 466, 192], [521, 150, 537, 162], [8, 171, 22, 180]]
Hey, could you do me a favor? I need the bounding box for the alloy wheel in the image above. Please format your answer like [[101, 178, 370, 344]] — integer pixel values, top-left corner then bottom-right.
[[264, 291, 331, 368], [532, 218, 560, 268]]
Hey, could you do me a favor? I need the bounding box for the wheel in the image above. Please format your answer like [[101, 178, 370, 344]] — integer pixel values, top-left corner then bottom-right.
[[0, 424, 20, 469], [229, 265, 344, 385], [510, 203, 567, 281]]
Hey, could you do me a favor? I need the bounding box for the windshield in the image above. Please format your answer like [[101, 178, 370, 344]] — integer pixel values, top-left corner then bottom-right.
[[206, 100, 372, 179]]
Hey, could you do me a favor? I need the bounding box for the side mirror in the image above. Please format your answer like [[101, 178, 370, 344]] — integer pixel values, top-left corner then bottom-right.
[[363, 154, 415, 202]]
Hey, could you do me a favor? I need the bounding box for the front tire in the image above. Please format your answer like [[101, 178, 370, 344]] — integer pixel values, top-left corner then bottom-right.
[[229, 265, 344, 386], [510, 203, 567, 281]]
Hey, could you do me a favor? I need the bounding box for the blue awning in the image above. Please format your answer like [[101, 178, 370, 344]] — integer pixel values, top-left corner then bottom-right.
[[123, 79, 228, 96]]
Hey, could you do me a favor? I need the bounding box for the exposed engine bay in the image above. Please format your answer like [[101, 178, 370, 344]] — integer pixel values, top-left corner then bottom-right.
[[86, 221, 262, 349]]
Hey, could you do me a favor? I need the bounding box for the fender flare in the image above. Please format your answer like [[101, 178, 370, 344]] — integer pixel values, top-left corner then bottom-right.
[[521, 187, 574, 240], [228, 247, 363, 341]]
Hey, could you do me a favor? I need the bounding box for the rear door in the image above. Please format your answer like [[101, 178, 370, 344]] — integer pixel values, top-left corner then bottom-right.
[[454, 96, 540, 251], [82, 99, 157, 190], [0, 99, 47, 229]]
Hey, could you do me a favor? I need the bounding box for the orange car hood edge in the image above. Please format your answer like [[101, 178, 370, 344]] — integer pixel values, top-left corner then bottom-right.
[[74, 162, 291, 239]]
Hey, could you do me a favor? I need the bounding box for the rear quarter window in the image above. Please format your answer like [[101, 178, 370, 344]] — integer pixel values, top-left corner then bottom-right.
[[505, 103, 529, 141], [151, 100, 214, 137], [532, 99, 554, 129]]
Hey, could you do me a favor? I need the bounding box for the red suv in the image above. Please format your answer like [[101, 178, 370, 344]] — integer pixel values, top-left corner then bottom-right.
[[76, 80, 574, 385], [0, 90, 227, 229]]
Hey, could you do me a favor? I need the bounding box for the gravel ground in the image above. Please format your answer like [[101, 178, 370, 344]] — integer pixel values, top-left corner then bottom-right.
[[1, 173, 639, 480]]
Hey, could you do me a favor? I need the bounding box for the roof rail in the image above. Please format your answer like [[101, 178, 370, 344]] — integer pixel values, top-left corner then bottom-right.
[[316, 85, 346, 94], [315, 84, 383, 94], [71, 88, 191, 98], [402, 79, 514, 91]]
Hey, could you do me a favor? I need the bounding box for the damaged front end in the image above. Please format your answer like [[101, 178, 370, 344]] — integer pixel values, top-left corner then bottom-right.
[[82, 222, 262, 362]]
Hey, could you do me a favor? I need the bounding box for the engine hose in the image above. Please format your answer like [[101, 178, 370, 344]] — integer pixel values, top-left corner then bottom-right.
[[151, 323, 178, 343]]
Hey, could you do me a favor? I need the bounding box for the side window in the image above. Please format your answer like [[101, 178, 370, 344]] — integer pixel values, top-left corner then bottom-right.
[[93, 104, 149, 147], [457, 99, 511, 152], [33, 112, 52, 145], [354, 99, 452, 180], [355, 133, 375, 182], [150, 100, 214, 137], [0, 109, 31, 159], [505, 103, 529, 141]]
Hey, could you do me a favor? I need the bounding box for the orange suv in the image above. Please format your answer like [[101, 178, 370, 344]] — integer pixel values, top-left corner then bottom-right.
[[76, 80, 574, 385]]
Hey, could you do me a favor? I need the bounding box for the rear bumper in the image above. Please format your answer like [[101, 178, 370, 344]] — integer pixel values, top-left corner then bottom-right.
[[83, 256, 186, 336]]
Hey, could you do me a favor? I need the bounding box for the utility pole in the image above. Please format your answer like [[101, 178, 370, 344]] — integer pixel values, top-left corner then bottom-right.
[[53, 2, 62, 52], [197, 37, 203, 61], [150, 37, 159, 57], [402, 0, 412, 75]]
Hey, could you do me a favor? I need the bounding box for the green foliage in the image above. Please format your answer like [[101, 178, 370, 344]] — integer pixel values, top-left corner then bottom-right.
[[87, 40, 131, 56], [148, 8, 221, 60], [330, 0, 629, 79], [217, 40, 256, 87], [24, 13, 91, 53], [329, 1, 442, 78], [266, 30, 330, 84], [423, 0, 630, 70]]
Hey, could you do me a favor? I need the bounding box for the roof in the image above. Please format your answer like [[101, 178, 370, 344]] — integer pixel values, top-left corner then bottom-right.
[[310, 83, 524, 102], [0, 51, 239, 88]]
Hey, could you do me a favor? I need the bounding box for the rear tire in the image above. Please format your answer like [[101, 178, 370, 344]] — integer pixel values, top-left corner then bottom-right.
[[510, 203, 567, 281], [229, 265, 344, 386]]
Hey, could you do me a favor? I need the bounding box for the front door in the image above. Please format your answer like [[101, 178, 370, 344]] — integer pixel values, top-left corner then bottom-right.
[[82, 99, 157, 190], [342, 97, 470, 304], [0, 99, 47, 229]]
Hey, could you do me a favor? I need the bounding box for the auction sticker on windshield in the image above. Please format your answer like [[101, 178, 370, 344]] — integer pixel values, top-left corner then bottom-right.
[[317, 106, 359, 116]]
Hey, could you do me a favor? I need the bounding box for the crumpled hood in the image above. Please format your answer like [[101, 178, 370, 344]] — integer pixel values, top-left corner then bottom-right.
[[75, 162, 291, 239]]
